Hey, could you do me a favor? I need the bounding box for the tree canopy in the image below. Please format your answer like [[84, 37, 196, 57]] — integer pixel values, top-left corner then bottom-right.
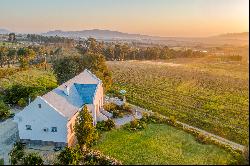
[[74, 105, 98, 149]]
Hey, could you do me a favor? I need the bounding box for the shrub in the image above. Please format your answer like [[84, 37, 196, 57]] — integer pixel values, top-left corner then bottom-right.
[[0, 100, 10, 120], [103, 103, 117, 112], [56, 145, 83, 165], [83, 149, 122, 165], [112, 110, 123, 118], [122, 104, 133, 114], [105, 119, 115, 131], [196, 133, 209, 144], [9, 142, 25, 165], [125, 119, 147, 131], [96, 121, 106, 131], [96, 119, 115, 131], [130, 119, 139, 129], [22, 153, 43, 165], [168, 116, 177, 126], [18, 98, 27, 107], [56, 145, 122, 165]]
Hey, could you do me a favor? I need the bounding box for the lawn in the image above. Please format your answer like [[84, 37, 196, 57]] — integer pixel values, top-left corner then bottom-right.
[[94, 123, 239, 165], [0, 158, 3, 165], [0, 68, 57, 90], [0, 67, 57, 106], [107, 58, 249, 145]]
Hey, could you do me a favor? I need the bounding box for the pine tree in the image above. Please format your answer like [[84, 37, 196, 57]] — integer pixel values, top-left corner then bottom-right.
[[74, 105, 98, 150]]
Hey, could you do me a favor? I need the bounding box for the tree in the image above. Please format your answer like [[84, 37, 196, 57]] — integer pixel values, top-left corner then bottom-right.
[[74, 105, 98, 150], [56, 145, 83, 165], [0, 100, 11, 120], [17, 48, 36, 68], [8, 33, 16, 42], [22, 153, 43, 165], [52, 53, 112, 91]]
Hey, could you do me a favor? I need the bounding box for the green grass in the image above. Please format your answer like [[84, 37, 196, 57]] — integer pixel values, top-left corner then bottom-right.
[[94, 124, 239, 165], [0, 68, 57, 90], [107, 59, 249, 145]]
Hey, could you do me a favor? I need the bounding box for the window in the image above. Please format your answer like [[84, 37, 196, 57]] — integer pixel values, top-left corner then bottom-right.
[[38, 104, 41, 108], [43, 127, 49, 132], [51, 127, 57, 132], [26, 125, 32, 130]]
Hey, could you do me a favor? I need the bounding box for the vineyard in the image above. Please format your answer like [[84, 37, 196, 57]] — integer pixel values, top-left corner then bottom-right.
[[107, 58, 249, 145]]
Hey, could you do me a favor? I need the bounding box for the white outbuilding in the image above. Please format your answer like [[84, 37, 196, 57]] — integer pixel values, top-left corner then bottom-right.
[[14, 69, 108, 146]]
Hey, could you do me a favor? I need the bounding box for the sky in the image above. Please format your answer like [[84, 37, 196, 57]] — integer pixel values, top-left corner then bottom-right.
[[0, 0, 249, 37]]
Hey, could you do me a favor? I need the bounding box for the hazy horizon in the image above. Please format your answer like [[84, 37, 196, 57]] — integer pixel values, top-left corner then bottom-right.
[[0, 0, 249, 37]]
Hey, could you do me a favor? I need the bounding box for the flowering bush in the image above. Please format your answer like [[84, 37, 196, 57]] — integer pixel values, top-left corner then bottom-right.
[[124, 119, 147, 131], [83, 150, 122, 165], [56, 145, 122, 165]]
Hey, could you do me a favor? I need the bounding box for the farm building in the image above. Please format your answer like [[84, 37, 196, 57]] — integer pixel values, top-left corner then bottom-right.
[[14, 69, 109, 146]]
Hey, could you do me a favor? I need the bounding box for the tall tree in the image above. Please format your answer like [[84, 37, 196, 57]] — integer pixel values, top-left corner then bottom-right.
[[74, 105, 98, 150], [52, 53, 112, 91]]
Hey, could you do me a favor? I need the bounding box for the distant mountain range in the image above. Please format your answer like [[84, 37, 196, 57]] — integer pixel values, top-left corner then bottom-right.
[[0, 28, 10, 34], [212, 32, 249, 40], [42, 29, 151, 39], [1, 28, 248, 46], [42, 29, 249, 40]]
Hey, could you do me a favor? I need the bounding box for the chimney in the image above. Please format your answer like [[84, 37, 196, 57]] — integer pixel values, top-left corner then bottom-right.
[[64, 85, 70, 96]]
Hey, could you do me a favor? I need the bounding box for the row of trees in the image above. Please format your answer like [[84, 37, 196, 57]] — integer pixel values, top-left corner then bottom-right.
[[27, 34, 75, 46], [77, 38, 207, 61], [0, 45, 64, 68]]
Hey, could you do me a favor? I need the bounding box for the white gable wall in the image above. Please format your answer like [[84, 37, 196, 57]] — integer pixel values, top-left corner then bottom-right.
[[93, 83, 104, 122], [14, 97, 68, 143]]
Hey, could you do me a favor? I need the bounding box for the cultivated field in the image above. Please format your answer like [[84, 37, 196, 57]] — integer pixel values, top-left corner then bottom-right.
[[107, 57, 249, 145], [94, 124, 239, 165]]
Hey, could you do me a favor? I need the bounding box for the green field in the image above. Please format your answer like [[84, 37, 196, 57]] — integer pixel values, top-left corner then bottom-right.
[[94, 123, 240, 165], [107, 57, 249, 145], [0, 68, 57, 90]]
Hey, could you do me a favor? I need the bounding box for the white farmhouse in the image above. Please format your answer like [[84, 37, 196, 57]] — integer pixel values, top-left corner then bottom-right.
[[14, 69, 108, 147]]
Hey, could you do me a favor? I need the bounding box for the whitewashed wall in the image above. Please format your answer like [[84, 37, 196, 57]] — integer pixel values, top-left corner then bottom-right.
[[14, 97, 68, 143], [93, 83, 104, 119]]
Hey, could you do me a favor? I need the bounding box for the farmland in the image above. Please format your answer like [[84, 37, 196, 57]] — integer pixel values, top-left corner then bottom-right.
[[107, 57, 249, 145], [94, 123, 240, 165]]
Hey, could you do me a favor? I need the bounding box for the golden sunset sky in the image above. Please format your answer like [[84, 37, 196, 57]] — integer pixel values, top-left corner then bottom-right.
[[0, 0, 248, 37]]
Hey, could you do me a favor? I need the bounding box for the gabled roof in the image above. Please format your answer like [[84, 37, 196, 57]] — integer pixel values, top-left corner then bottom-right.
[[41, 69, 101, 119]]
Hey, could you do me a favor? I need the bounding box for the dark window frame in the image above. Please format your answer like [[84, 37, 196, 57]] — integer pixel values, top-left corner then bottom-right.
[[26, 125, 32, 130], [51, 127, 57, 132]]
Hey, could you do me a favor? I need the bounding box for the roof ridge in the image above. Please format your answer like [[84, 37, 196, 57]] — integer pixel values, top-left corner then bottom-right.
[[84, 69, 102, 83]]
